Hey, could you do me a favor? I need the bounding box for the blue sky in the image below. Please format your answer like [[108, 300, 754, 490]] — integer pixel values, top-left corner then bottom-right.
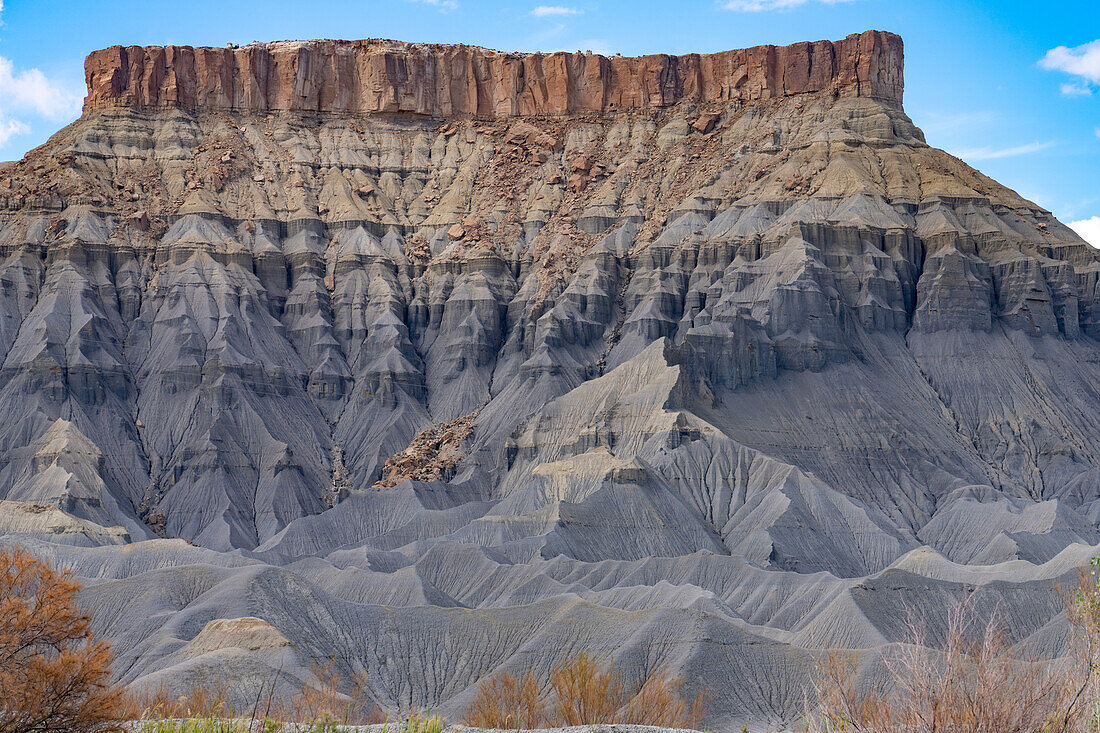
[[0, 0, 1097, 242]]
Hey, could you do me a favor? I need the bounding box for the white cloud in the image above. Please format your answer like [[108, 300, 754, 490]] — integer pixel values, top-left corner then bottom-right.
[[1040, 40, 1100, 83], [1040, 40, 1100, 96], [721, 0, 855, 11], [0, 53, 82, 154], [1070, 216, 1100, 248], [1095, 127, 1100, 139], [951, 140, 1055, 161], [1061, 82, 1093, 97], [531, 5, 581, 16], [404, 0, 458, 11], [0, 56, 82, 121], [0, 118, 28, 148]]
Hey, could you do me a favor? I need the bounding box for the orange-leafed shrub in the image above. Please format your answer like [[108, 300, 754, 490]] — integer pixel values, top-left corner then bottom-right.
[[0, 544, 123, 733], [463, 671, 546, 729], [284, 658, 379, 725], [550, 652, 626, 725], [467, 653, 709, 728], [619, 668, 708, 729]]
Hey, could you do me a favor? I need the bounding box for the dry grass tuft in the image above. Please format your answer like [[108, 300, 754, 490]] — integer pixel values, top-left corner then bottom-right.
[[133, 719, 250, 733], [403, 711, 445, 733], [118, 682, 233, 722]]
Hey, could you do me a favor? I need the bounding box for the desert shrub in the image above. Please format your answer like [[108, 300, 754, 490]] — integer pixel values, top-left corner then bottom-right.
[[619, 668, 708, 729], [550, 652, 626, 725], [533, 652, 707, 727], [282, 658, 378, 726], [0, 544, 123, 733], [808, 599, 1078, 732], [464, 654, 708, 728], [463, 671, 546, 728], [1066, 560, 1100, 732], [806, 650, 890, 732]]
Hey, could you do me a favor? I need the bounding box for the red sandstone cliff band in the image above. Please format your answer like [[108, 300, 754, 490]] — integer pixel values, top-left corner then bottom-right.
[[83, 30, 903, 117]]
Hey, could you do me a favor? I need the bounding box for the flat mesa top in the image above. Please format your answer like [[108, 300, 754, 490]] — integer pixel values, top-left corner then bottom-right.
[[83, 30, 904, 117]]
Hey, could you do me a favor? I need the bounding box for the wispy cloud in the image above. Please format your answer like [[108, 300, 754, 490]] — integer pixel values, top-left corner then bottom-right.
[[531, 5, 581, 16], [1061, 82, 1093, 97], [951, 140, 1055, 161], [404, 0, 459, 12], [1070, 216, 1100, 248], [1095, 127, 1100, 140], [721, 0, 856, 11], [916, 110, 997, 134], [1040, 40, 1100, 95]]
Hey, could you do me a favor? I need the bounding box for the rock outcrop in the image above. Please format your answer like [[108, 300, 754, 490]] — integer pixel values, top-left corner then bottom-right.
[[1, 29, 1098, 732], [84, 30, 904, 116]]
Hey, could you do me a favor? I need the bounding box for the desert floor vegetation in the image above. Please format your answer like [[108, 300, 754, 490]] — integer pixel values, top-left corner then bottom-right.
[[119, 659, 384, 731], [807, 560, 1100, 733], [127, 713, 443, 733], [19, 540, 1100, 732], [463, 652, 707, 730]]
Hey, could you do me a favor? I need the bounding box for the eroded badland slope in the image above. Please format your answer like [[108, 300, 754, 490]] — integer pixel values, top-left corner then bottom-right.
[[2, 31, 1098, 730]]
